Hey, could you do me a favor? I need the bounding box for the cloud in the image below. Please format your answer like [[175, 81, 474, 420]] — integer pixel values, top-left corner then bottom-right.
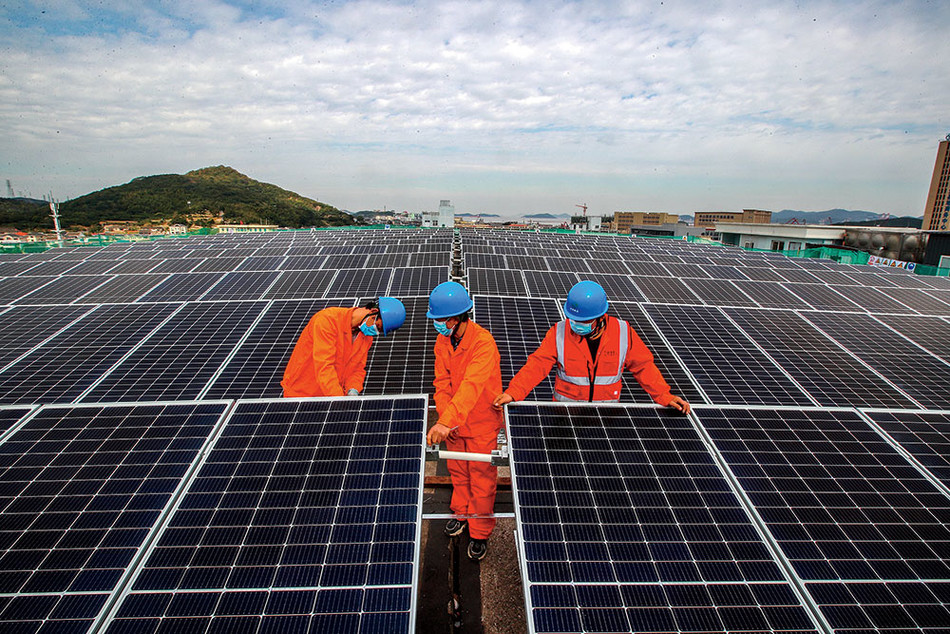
[[1, 0, 948, 214]]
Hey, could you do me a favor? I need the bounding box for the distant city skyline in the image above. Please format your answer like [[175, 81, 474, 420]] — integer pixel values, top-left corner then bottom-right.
[[2, 0, 949, 217]]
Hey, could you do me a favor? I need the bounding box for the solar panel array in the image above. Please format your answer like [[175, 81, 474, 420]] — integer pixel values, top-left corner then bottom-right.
[[3, 225, 950, 632]]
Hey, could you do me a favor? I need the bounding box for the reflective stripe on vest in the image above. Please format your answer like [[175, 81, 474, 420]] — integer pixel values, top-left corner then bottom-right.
[[554, 318, 630, 392]]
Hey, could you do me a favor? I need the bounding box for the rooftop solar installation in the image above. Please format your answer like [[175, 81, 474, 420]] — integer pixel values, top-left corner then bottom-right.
[[801, 311, 950, 409], [608, 302, 707, 405], [468, 268, 528, 296], [74, 275, 170, 304], [693, 406, 950, 633], [0, 400, 229, 633], [681, 278, 757, 307], [864, 409, 950, 483], [135, 272, 225, 303], [199, 271, 281, 301], [325, 268, 392, 297], [105, 396, 425, 634], [0, 304, 179, 405], [81, 302, 268, 403], [473, 295, 562, 401], [644, 304, 815, 406], [782, 283, 865, 312], [730, 280, 814, 310], [878, 287, 950, 315], [872, 314, 950, 361], [723, 307, 919, 409], [522, 270, 579, 299], [263, 269, 336, 300], [204, 299, 349, 400], [507, 403, 820, 634], [0, 305, 94, 369], [361, 297, 437, 396], [388, 266, 448, 296]]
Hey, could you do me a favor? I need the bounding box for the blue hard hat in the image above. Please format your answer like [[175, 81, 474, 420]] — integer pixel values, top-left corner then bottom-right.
[[377, 297, 406, 336], [426, 281, 473, 319], [564, 281, 609, 321]]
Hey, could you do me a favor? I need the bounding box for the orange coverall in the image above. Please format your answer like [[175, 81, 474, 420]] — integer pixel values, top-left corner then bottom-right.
[[433, 321, 504, 540], [506, 316, 674, 404], [281, 307, 373, 397]]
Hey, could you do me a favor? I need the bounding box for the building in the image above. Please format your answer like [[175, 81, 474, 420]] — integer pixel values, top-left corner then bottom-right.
[[615, 212, 679, 234], [422, 200, 455, 228], [715, 222, 844, 251], [217, 224, 279, 233], [694, 209, 771, 229], [923, 134, 950, 231]]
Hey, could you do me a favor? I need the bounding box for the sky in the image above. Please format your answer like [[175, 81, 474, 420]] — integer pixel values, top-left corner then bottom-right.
[[1, 0, 949, 218]]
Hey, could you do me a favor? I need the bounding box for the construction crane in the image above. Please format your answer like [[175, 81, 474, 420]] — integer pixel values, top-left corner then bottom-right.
[[784, 217, 804, 225], [575, 203, 588, 217]]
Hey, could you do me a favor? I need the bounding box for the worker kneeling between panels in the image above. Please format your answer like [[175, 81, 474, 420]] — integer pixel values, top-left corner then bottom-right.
[[281, 297, 406, 397], [492, 281, 691, 413], [425, 281, 503, 562]]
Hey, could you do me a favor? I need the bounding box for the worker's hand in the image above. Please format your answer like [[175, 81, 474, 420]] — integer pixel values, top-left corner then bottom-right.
[[346, 388, 359, 397], [492, 392, 514, 410], [427, 423, 452, 445], [667, 396, 691, 415]]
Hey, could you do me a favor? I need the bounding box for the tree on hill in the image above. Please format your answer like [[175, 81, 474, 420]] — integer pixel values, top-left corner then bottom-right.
[[54, 166, 355, 230]]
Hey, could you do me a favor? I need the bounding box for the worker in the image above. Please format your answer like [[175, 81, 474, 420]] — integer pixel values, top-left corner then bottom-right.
[[281, 297, 406, 397], [425, 281, 503, 561], [492, 281, 691, 413]]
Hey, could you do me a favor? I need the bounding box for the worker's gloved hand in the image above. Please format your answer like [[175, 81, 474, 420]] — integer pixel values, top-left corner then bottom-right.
[[492, 392, 514, 410], [347, 388, 359, 397], [667, 396, 691, 415]]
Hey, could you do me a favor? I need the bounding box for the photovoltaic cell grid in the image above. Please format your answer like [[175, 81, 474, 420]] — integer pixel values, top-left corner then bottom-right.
[[0, 401, 229, 633], [362, 297, 437, 396], [0, 305, 93, 369], [723, 308, 919, 409], [204, 299, 351, 400], [81, 302, 268, 403], [802, 312, 950, 410], [507, 404, 819, 634], [106, 397, 426, 634], [644, 304, 814, 406], [608, 303, 706, 405], [0, 304, 179, 405], [473, 295, 562, 401], [694, 406, 950, 633]]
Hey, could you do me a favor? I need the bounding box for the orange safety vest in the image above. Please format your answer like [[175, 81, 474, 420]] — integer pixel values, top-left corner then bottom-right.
[[506, 315, 674, 405], [554, 317, 629, 402], [281, 307, 373, 397]]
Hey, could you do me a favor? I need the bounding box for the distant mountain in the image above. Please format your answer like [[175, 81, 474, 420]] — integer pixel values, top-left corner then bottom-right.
[[523, 213, 569, 219], [55, 166, 352, 230], [833, 216, 923, 229], [772, 209, 884, 224], [456, 213, 500, 217], [0, 197, 51, 231]]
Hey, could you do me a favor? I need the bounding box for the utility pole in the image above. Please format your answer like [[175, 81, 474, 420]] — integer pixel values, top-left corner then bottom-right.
[[47, 193, 64, 245]]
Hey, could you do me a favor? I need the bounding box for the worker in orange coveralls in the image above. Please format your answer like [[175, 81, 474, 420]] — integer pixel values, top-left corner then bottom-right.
[[493, 281, 690, 413], [282, 297, 406, 397], [425, 281, 502, 561]]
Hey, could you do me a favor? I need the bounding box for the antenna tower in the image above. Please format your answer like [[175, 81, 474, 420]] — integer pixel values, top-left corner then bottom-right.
[[5, 180, 12, 198], [46, 192, 65, 244]]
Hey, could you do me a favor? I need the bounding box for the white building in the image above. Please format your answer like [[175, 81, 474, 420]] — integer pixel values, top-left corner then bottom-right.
[[715, 222, 846, 251], [422, 200, 455, 228]]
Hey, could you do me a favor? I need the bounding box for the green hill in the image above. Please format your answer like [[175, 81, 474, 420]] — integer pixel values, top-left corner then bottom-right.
[[0, 198, 51, 232], [0, 166, 355, 231]]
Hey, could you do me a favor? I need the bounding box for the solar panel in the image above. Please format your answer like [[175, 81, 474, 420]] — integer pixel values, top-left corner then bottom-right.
[[0, 304, 179, 405], [523, 271, 578, 299], [864, 409, 950, 483], [191, 257, 246, 273], [408, 252, 450, 268], [739, 267, 788, 283], [506, 255, 550, 271], [730, 280, 813, 310], [12, 276, 111, 305], [624, 261, 669, 277], [825, 284, 917, 314], [365, 253, 411, 269], [507, 403, 820, 634], [280, 255, 327, 270], [643, 305, 814, 406], [62, 260, 122, 276], [0, 401, 229, 632], [586, 259, 630, 275], [105, 260, 161, 275], [81, 302, 268, 403], [660, 263, 709, 279], [136, 272, 225, 303], [723, 308, 918, 409], [627, 276, 699, 305], [468, 268, 528, 296], [263, 270, 336, 300], [694, 406, 950, 632], [388, 267, 448, 296], [878, 288, 950, 315], [873, 314, 950, 362], [325, 268, 393, 297], [0, 305, 93, 369], [679, 278, 756, 307], [17, 261, 80, 276], [146, 259, 202, 274], [322, 254, 369, 270], [74, 275, 170, 304], [698, 264, 750, 281], [584, 274, 645, 302], [801, 312, 950, 409], [544, 257, 590, 273], [236, 255, 287, 272], [361, 297, 437, 396], [198, 271, 281, 301], [473, 295, 562, 401], [105, 397, 425, 634], [782, 283, 864, 312]]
